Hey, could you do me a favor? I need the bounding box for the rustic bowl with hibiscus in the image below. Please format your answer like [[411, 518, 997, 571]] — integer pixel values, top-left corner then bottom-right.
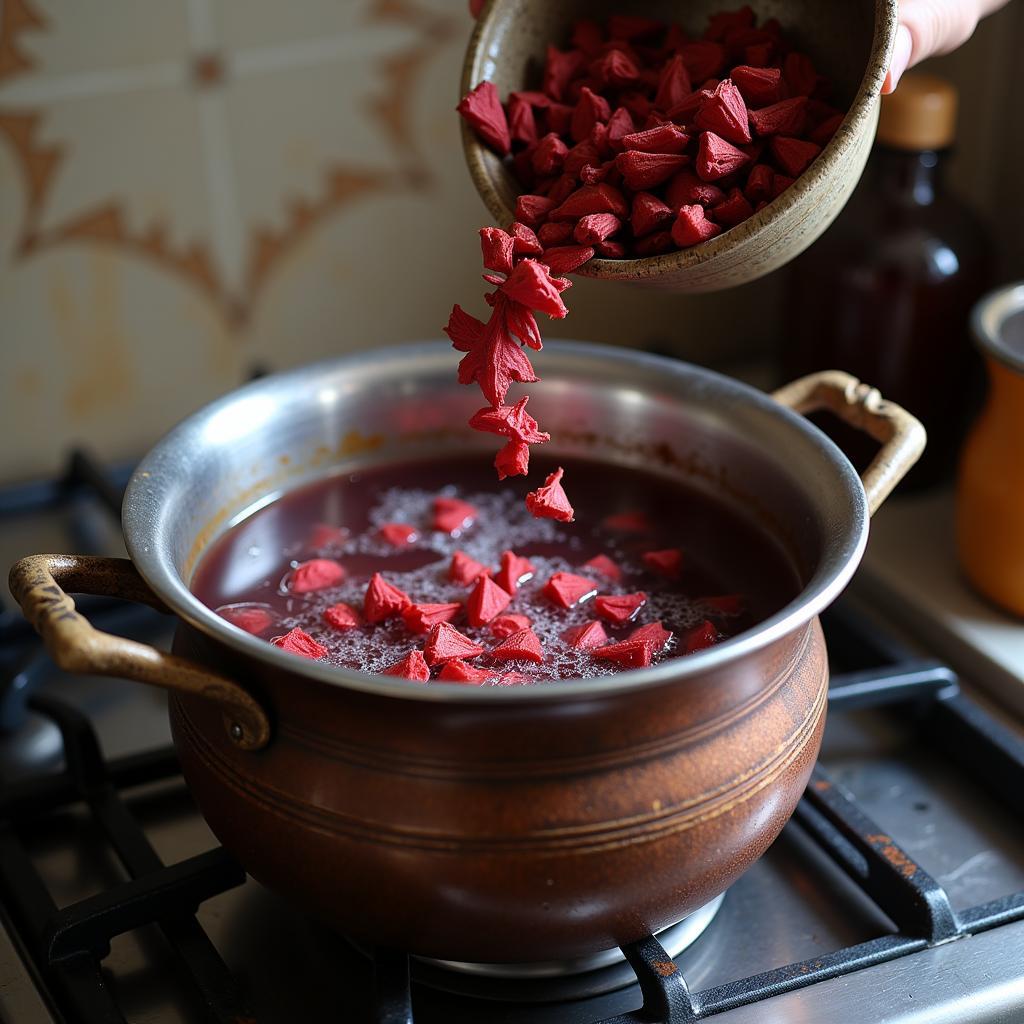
[[8, 341, 924, 967], [461, 0, 898, 293]]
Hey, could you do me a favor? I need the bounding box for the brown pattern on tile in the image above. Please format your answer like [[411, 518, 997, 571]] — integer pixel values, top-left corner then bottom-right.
[[0, 0, 45, 83]]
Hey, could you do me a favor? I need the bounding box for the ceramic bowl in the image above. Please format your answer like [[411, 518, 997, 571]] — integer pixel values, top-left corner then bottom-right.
[[461, 0, 898, 293]]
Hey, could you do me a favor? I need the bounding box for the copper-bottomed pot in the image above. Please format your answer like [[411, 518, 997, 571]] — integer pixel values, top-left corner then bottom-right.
[[8, 343, 924, 963]]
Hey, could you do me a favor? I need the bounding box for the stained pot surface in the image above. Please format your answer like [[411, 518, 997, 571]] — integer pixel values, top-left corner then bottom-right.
[[123, 340, 868, 700]]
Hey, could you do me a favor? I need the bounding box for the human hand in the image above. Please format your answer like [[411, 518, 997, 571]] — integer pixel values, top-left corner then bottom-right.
[[884, 0, 1012, 93]]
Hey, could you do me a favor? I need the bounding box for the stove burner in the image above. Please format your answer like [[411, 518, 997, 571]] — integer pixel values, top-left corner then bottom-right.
[[419, 894, 724, 986]]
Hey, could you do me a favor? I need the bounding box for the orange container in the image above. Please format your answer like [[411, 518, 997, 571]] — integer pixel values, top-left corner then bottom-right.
[[956, 284, 1024, 616]]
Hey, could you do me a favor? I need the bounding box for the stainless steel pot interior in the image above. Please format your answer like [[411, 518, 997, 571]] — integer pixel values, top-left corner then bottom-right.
[[122, 341, 868, 700]]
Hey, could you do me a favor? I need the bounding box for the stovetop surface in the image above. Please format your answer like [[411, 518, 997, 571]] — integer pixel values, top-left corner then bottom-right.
[[3, 455, 1024, 1024]]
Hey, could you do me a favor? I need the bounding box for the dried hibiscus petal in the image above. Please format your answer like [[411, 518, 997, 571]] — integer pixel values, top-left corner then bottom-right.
[[712, 187, 754, 227], [749, 97, 807, 137], [479, 227, 515, 274], [744, 163, 774, 203], [450, 550, 489, 585], [574, 213, 622, 244], [364, 572, 412, 623], [672, 204, 722, 247], [603, 511, 650, 532], [515, 194, 556, 226], [666, 170, 725, 208], [510, 221, 544, 255], [501, 261, 569, 319], [562, 620, 609, 649], [272, 628, 327, 660], [538, 221, 574, 247], [730, 64, 782, 106], [322, 602, 362, 631], [642, 548, 683, 578], [456, 301, 539, 407], [606, 106, 636, 149], [490, 613, 532, 639], [495, 439, 531, 480], [378, 523, 418, 548], [593, 637, 652, 668], [469, 395, 550, 444], [425, 622, 485, 666], [633, 231, 674, 256], [532, 131, 570, 175], [544, 571, 599, 608], [771, 136, 821, 176], [615, 150, 690, 190], [526, 466, 575, 523], [438, 659, 492, 684], [542, 245, 595, 275], [620, 123, 690, 154], [571, 86, 612, 143], [594, 592, 647, 624], [496, 550, 536, 593], [550, 183, 629, 221], [467, 574, 513, 626], [457, 81, 511, 155], [809, 112, 844, 146], [631, 192, 673, 237], [697, 131, 750, 181], [491, 627, 545, 663], [289, 558, 345, 594], [432, 497, 478, 534], [628, 621, 673, 653], [218, 604, 274, 635], [507, 92, 538, 146], [583, 554, 623, 581], [654, 54, 692, 110], [685, 619, 720, 653], [402, 602, 462, 635], [695, 80, 751, 144], [543, 45, 586, 103], [382, 649, 431, 681]]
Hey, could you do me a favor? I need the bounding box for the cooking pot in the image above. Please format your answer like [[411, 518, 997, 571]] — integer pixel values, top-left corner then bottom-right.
[[9, 343, 924, 964]]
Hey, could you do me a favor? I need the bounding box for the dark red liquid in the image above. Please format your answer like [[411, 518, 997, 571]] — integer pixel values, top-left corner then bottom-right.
[[191, 455, 799, 683]]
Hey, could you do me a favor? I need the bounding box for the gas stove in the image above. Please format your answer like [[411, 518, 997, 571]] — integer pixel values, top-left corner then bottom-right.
[[2, 454, 1024, 1024]]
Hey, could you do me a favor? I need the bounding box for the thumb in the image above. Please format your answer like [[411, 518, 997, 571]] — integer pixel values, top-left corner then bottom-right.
[[899, 0, 980, 64]]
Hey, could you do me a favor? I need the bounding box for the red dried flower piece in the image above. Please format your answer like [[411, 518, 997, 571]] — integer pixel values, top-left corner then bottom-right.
[[544, 571, 599, 608], [491, 627, 545, 663], [654, 55, 692, 111], [510, 221, 543, 255], [322, 602, 362, 631], [504, 301, 543, 350], [666, 170, 724, 209], [425, 622, 485, 666], [712, 187, 754, 227], [450, 550, 490, 586], [544, 102, 573, 136], [542, 245, 595, 275], [697, 132, 750, 181], [731, 65, 782, 106], [496, 550, 536, 594], [537, 221, 574, 247], [501, 260, 569, 319], [634, 231, 674, 256], [685, 620, 719, 654], [382, 649, 431, 681], [495, 440, 531, 480], [438, 659, 491, 684], [615, 150, 689, 190], [671, 204, 722, 247], [532, 132, 570, 175], [620, 90, 653, 122], [620, 124, 690, 154], [308, 523, 349, 551], [606, 106, 636, 150], [543, 45, 586, 102], [507, 93, 538, 146], [810, 113, 844, 147], [772, 173, 795, 199], [378, 523, 418, 548], [562, 620, 609, 650], [771, 136, 821, 176], [470, 395, 549, 445], [744, 164, 774, 203], [219, 604, 274, 635], [591, 48, 640, 88], [594, 592, 647, 624], [289, 558, 346, 594], [595, 240, 625, 258], [783, 51, 822, 98], [702, 594, 744, 616], [456, 303, 539, 407], [432, 497, 478, 534], [749, 97, 808, 137], [695, 80, 751, 144], [402, 602, 461, 635], [550, 184, 629, 221], [271, 627, 327, 660], [643, 548, 684, 578], [457, 81, 511, 155], [444, 303, 485, 352], [467, 574, 513, 626], [515, 194, 556, 226], [364, 572, 412, 623], [744, 41, 773, 67], [570, 86, 611, 143], [579, 161, 613, 185], [631, 192, 673, 238], [680, 41, 726, 83], [593, 638, 652, 669], [574, 213, 621, 244], [490, 613, 532, 639], [603, 511, 650, 532], [583, 553, 623, 581], [608, 14, 664, 40], [479, 227, 515, 274], [628, 621, 673, 653], [526, 466, 575, 523]]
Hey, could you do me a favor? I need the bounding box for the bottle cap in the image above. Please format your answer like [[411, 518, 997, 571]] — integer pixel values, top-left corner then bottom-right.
[[877, 72, 958, 151]]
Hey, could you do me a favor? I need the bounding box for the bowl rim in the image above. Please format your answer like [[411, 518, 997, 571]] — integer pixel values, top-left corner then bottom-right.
[[460, 0, 898, 280], [123, 340, 869, 705]]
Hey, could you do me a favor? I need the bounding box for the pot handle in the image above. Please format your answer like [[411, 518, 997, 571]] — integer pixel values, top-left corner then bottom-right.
[[772, 370, 926, 515], [8, 554, 271, 751]]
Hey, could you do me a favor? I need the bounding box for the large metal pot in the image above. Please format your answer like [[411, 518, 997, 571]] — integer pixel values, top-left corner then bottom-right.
[[9, 342, 924, 964]]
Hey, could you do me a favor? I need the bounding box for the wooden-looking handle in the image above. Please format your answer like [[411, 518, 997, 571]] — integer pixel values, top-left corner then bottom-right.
[[773, 370, 927, 515], [8, 554, 270, 751]]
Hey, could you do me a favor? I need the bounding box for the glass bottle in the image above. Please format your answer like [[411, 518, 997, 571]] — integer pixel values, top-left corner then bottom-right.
[[782, 73, 993, 488]]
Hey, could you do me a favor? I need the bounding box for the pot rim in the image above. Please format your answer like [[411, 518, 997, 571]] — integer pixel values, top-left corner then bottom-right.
[[971, 281, 1024, 376], [122, 340, 868, 703]]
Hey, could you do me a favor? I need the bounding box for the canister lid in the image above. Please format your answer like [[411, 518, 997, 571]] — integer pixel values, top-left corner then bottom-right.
[[877, 73, 958, 151]]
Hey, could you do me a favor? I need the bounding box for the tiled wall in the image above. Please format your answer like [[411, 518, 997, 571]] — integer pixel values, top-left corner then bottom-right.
[[1, 1, 1021, 482]]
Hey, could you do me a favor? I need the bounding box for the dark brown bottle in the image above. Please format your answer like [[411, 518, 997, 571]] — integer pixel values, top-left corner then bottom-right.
[[783, 73, 992, 488]]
